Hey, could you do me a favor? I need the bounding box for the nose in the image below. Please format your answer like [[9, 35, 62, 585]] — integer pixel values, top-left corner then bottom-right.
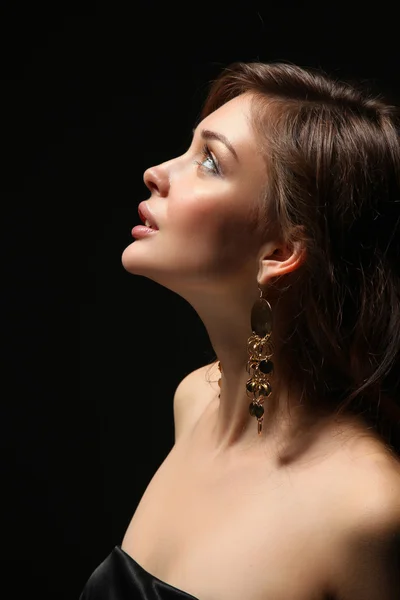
[[143, 163, 170, 197]]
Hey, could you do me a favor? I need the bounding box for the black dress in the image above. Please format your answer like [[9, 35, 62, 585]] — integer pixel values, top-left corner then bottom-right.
[[80, 546, 199, 600]]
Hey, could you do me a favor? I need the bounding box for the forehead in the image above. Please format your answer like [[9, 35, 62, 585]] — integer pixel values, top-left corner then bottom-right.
[[199, 94, 256, 148], [198, 94, 267, 190]]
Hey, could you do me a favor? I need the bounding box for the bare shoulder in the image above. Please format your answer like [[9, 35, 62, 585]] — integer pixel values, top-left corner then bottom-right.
[[327, 447, 400, 599], [348, 451, 400, 527], [173, 361, 219, 443], [335, 434, 400, 527]]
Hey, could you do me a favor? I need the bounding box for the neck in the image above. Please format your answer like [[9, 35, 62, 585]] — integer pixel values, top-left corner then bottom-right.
[[209, 352, 308, 459], [183, 285, 316, 461]]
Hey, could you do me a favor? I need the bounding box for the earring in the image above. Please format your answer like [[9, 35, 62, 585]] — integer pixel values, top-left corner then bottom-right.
[[217, 284, 274, 435]]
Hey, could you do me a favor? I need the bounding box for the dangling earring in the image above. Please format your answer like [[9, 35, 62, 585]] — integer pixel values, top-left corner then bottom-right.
[[217, 284, 274, 436]]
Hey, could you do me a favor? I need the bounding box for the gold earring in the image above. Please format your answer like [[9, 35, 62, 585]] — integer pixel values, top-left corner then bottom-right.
[[217, 284, 274, 435]]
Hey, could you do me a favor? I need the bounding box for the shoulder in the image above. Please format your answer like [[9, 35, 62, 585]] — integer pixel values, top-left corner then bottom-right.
[[328, 455, 400, 599], [173, 362, 219, 443], [339, 439, 400, 538]]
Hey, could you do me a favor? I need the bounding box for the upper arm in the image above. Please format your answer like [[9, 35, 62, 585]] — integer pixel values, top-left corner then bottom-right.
[[332, 474, 400, 600], [173, 363, 216, 443]]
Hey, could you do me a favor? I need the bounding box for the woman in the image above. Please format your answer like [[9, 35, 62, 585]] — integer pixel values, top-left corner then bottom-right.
[[81, 62, 400, 599]]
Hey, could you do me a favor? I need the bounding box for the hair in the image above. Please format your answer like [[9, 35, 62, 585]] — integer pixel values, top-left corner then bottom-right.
[[201, 61, 400, 458]]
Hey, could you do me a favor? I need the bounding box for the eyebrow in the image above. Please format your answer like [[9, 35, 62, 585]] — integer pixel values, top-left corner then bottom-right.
[[193, 128, 239, 162]]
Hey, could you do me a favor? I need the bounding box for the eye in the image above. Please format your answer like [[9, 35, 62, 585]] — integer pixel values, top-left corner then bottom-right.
[[194, 144, 221, 176]]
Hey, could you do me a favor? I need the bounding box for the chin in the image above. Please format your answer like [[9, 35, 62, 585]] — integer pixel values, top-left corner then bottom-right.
[[120, 244, 162, 281], [121, 244, 144, 274]]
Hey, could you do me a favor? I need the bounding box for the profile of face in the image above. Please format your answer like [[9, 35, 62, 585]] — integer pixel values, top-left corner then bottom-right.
[[121, 94, 269, 297]]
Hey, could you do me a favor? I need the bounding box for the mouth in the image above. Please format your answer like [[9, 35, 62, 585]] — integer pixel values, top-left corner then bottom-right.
[[143, 218, 159, 230], [138, 203, 159, 230]]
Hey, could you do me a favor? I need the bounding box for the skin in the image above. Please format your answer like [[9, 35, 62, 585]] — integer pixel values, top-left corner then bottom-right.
[[120, 93, 400, 600], [122, 93, 350, 466]]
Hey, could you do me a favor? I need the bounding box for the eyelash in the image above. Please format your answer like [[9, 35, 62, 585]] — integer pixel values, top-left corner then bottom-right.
[[194, 144, 221, 176]]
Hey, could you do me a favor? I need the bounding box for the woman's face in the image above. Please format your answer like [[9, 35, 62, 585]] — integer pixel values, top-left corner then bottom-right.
[[122, 93, 269, 293]]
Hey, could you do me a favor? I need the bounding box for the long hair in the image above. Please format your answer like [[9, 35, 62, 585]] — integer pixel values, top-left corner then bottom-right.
[[201, 62, 400, 457]]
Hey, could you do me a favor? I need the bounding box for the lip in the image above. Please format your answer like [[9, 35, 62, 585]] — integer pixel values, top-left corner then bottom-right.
[[138, 201, 159, 230], [131, 225, 159, 238]]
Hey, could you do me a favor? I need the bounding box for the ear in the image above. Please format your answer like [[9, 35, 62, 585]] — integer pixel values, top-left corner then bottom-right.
[[257, 236, 306, 285]]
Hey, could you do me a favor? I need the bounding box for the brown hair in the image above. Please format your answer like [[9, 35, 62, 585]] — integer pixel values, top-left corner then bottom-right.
[[201, 62, 400, 457]]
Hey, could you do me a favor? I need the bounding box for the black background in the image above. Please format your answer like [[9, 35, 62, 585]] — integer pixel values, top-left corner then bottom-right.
[[2, 3, 399, 599]]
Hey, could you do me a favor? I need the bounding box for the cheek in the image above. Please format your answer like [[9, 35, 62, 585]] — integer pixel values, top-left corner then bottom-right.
[[169, 187, 260, 267], [168, 186, 224, 236], [216, 210, 261, 267]]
